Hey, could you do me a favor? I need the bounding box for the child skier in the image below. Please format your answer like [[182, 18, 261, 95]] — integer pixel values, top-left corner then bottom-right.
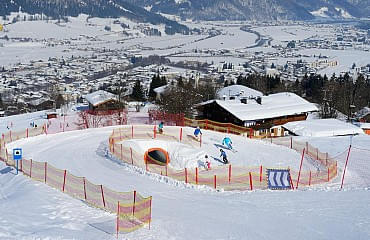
[[158, 122, 164, 134], [220, 149, 228, 164], [194, 126, 202, 139], [204, 155, 211, 170], [222, 136, 233, 150]]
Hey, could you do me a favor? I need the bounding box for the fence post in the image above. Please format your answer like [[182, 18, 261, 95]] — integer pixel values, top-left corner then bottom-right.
[[120, 144, 123, 160], [309, 171, 312, 186], [249, 172, 253, 190], [259, 165, 263, 182], [214, 175, 217, 189], [116, 201, 120, 239], [205, 119, 208, 130], [30, 159, 33, 178], [20, 159, 23, 172], [149, 197, 152, 230], [130, 147, 133, 165], [26, 128, 29, 138], [196, 167, 198, 184], [133, 190, 136, 216], [327, 167, 330, 182], [62, 170, 67, 192], [180, 128, 183, 141], [290, 137, 292, 149], [83, 177, 87, 201], [296, 148, 305, 189], [154, 125, 156, 139], [228, 164, 232, 183], [185, 168, 188, 183], [131, 125, 134, 138], [101, 185, 106, 208], [44, 162, 47, 183]]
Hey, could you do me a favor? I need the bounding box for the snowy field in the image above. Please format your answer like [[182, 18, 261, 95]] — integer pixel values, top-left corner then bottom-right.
[[0, 108, 370, 239]]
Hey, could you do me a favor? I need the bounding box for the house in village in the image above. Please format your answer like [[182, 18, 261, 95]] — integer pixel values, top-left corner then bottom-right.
[[195, 85, 318, 137], [84, 90, 124, 111]]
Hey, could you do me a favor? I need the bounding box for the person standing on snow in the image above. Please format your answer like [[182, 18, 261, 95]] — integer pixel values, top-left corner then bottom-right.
[[220, 149, 228, 164], [222, 136, 233, 150], [194, 126, 202, 139], [204, 155, 211, 170], [158, 121, 164, 134]]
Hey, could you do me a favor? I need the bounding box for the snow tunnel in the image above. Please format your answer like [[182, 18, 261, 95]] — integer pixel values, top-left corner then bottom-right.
[[144, 148, 170, 165]]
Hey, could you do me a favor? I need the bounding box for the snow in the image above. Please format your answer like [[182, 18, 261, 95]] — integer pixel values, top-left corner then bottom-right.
[[283, 119, 365, 137], [85, 90, 117, 107], [310, 7, 330, 18], [1, 109, 370, 239], [216, 85, 263, 99], [201, 92, 318, 122]]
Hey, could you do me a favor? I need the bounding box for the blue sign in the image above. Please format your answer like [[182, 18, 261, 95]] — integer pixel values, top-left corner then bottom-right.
[[13, 148, 22, 161], [267, 169, 292, 190]]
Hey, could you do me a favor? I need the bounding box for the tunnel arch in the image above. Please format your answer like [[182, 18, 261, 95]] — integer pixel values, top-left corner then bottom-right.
[[144, 148, 170, 165]]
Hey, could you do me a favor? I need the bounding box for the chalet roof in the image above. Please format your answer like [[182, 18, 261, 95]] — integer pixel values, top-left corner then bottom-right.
[[197, 92, 318, 122], [216, 85, 263, 100], [85, 90, 118, 107]]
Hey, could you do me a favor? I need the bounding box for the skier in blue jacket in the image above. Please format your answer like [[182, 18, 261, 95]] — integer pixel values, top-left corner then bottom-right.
[[194, 126, 202, 139], [220, 149, 228, 164], [158, 122, 164, 134], [222, 136, 233, 150]]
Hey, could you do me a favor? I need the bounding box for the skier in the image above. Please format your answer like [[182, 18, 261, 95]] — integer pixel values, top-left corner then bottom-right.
[[220, 149, 228, 164], [158, 122, 164, 134], [194, 126, 202, 139], [222, 136, 233, 150], [204, 155, 211, 170]]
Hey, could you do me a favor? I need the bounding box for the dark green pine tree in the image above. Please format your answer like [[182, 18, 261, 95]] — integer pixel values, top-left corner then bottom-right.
[[131, 80, 145, 101]]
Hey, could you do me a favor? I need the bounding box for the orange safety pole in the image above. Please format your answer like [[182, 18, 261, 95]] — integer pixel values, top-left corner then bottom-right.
[[180, 128, 183, 141], [26, 128, 29, 138], [133, 190, 136, 216], [249, 172, 253, 190], [228, 164, 232, 183], [116, 201, 120, 239], [131, 125, 134, 138], [309, 171, 312, 186], [196, 167, 198, 184], [296, 148, 305, 189], [154, 125, 156, 139], [166, 164, 168, 176], [101, 185, 106, 208], [214, 175, 217, 189], [62, 170, 67, 192], [259, 165, 263, 182], [185, 168, 188, 183], [44, 162, 47, 183], [327, 167, 330, 182]]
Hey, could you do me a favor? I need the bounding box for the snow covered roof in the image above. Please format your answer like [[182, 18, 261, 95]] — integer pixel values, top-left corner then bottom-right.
[[359, 122, 370, 129], [355, 107, 370, 118], [84, 90, 117, 107], [216, 85, 263, 100], [153, 85, 169, 94], [283, 119, 364, 137], [200, 92, 318, 122]]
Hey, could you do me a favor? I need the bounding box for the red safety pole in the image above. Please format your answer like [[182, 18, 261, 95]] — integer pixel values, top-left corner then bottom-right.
[[296, 148, 305, 189], [116, 201, 120, 239], [26, 128, 29, 138], [120, 144, 123, 160], [62, 170, 67, 192], [214, 175, 217, 189], [249, 172, 253, 190], [166, 164, 168, 176], [327, 167, 330, 182], [44, 162, 47, 183], [20, 159, 23, 172], [228, 164, 232, 183], [131, 125, 134, 138], [289, 170, 294, 190], [180, 128, 183, 141], [83, 177, 87, 200], [196, 167, 198, 184], [309, 171, 312, 186], [133, 191, 136, 216], [259, 165, 263, 182], [185, 168, 188, 183]]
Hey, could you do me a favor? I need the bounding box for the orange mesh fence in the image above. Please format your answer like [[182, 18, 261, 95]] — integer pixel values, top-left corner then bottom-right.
[[109, 126, 339, 190], [0, 126, 152, 236]]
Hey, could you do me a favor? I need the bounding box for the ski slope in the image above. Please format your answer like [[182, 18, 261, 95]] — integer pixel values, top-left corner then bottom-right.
[[1, 121, 369, 239]]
